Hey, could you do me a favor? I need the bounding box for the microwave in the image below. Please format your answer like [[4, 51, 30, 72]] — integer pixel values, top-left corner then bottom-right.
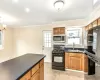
[[53, 35, 66, 43]]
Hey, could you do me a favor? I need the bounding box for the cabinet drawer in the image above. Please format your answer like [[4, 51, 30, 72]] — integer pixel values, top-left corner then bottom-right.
[[20, 71, 31, 80], [69, 53, 82, 57], [32, 64, 39, 75], [40, 59, 44, 67], [31, 70, 40, 80]]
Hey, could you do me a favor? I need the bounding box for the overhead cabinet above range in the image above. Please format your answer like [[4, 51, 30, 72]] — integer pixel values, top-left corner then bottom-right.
[[53, 27, 65, 35]]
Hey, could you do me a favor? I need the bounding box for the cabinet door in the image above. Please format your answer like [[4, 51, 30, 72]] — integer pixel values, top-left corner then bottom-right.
[[32, 64, 39, 76], [69, 53, 82, 71], [20, 71, 31, 80], [31, 70, 40, 80], [84, 55, 88, 72], [53, 28, 59, 35], [85, 26, 89, 31], [93, 20, 98, 28], [59, 27, 65, 34], [98, 18, 100, 26], [40, 64, 44, 80], [88, 24, 93, 30], [65, 53, 69, 68]]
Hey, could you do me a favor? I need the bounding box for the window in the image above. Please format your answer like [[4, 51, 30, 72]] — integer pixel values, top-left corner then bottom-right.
[[66, 28, 82, 45], [43, 31, 52, 47], [0, 31, 3, 49]]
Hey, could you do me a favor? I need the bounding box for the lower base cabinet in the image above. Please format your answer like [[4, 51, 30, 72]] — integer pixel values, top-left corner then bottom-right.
[[65, 53, 88, 72], [19, 59, 44, 80], [69, 53, 82, 71], [40, 64, 44, 80], [31, 70, 40, 80]]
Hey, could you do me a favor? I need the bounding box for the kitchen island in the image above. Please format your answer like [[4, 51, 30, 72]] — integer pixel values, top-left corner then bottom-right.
[[0, 54, 45, 80]]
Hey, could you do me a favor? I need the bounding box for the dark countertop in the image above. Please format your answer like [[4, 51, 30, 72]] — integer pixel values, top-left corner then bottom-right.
[[0, 54, 45, 80], [64, 48, 86, 54]]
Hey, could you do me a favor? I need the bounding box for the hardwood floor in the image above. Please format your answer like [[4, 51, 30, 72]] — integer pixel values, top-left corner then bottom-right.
[[44, 63, 99, 80]]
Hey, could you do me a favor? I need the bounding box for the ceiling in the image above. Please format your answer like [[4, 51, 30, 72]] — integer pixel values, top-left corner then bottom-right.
[[0, 0, 94, 27]]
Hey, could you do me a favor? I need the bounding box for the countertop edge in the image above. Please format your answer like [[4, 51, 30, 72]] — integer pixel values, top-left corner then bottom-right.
[[16, 55, 45, 80]]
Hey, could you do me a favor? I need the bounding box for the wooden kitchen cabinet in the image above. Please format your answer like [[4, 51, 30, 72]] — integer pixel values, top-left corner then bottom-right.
[[31, 70, 40, 80], [59, 27, 65, 34], [92, 20, 98, 28], [84, 54, 88, 72], [20, 71, 31, 80], [85, 26, 89, 31], [32, 64, 39, 75], [65, 53, 69, 68], [98, 18, 100, 26], [40, 59, 44, 80], [68, 53, 82, 71], [53, 27, 65, 35], [40, 64, 44, 80], [88, 24, 93, 30], [65, 53, 88, 72], [53, 28, 59, 35], [19, 59, 44, 80]]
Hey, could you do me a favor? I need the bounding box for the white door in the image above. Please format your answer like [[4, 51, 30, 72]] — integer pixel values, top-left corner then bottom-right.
[[42, 31, 52, 63]]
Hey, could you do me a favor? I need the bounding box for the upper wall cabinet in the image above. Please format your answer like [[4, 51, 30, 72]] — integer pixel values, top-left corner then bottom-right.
[[98, 18, 100, 26], [53, 27, 65, 35], [92, 20, 98, 28], [88, 24, 93, 30], [85, 26, 89, 31]]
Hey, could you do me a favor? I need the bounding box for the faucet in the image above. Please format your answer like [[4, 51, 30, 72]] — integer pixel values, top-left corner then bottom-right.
[[73, 43, 75, 50]]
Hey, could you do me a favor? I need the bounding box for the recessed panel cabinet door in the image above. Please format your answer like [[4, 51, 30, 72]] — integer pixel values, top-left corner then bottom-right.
[[69, 57, 82, 71], [59, 27, 65, 34], [40, 64, 44, 80], [65, 53, 69, 68], [93, 20, 98, 28], [84, 55, 88, 72], [53, 27, 65, 35], [53, 28, 60, 35], [69, 53, 82, 71], [31, 70, 40, 80], [98, 18, 100, 26], [19, 71, 31, 80], [89, 24, 92, 30]]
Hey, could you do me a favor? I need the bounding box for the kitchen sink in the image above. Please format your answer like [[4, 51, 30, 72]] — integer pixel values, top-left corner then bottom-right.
[[68, 49, 84, 53]]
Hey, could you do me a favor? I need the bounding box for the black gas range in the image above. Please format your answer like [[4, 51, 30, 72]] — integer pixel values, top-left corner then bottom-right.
[[52, 45, 65, 71]]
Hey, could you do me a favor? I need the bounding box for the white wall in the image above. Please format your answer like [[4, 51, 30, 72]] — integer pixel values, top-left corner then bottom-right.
[[13, 26, 52, 57], [0, 28, 14, 63]]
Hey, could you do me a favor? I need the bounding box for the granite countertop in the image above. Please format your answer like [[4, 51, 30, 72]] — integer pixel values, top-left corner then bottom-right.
[[0, 54, 45, 80], [64, 48, 86, 53]]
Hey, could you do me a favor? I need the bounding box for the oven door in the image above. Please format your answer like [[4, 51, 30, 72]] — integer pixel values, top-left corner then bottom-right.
[[52, 55, 65, 67], [54, 56, 63, 63]]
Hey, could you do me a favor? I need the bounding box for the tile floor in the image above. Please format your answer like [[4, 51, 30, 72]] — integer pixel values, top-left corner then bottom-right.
[[44, 63, 100, 80]]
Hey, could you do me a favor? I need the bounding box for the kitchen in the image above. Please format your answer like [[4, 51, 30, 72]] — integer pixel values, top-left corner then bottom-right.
[[0, 0, 100, 80]]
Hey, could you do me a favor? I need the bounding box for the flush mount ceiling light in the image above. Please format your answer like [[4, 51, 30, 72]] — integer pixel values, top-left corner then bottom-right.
[[12, 0, 19, 3], [54, 0, 64, 10]]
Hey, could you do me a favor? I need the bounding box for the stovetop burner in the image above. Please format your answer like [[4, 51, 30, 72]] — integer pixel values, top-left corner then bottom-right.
[[52, 49, 65, 54]]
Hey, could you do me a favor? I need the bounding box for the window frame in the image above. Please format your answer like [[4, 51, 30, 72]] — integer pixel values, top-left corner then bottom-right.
[[43, 31, 52, 48], [66, 28, 82, 46], [0, 30, 4, 50]]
